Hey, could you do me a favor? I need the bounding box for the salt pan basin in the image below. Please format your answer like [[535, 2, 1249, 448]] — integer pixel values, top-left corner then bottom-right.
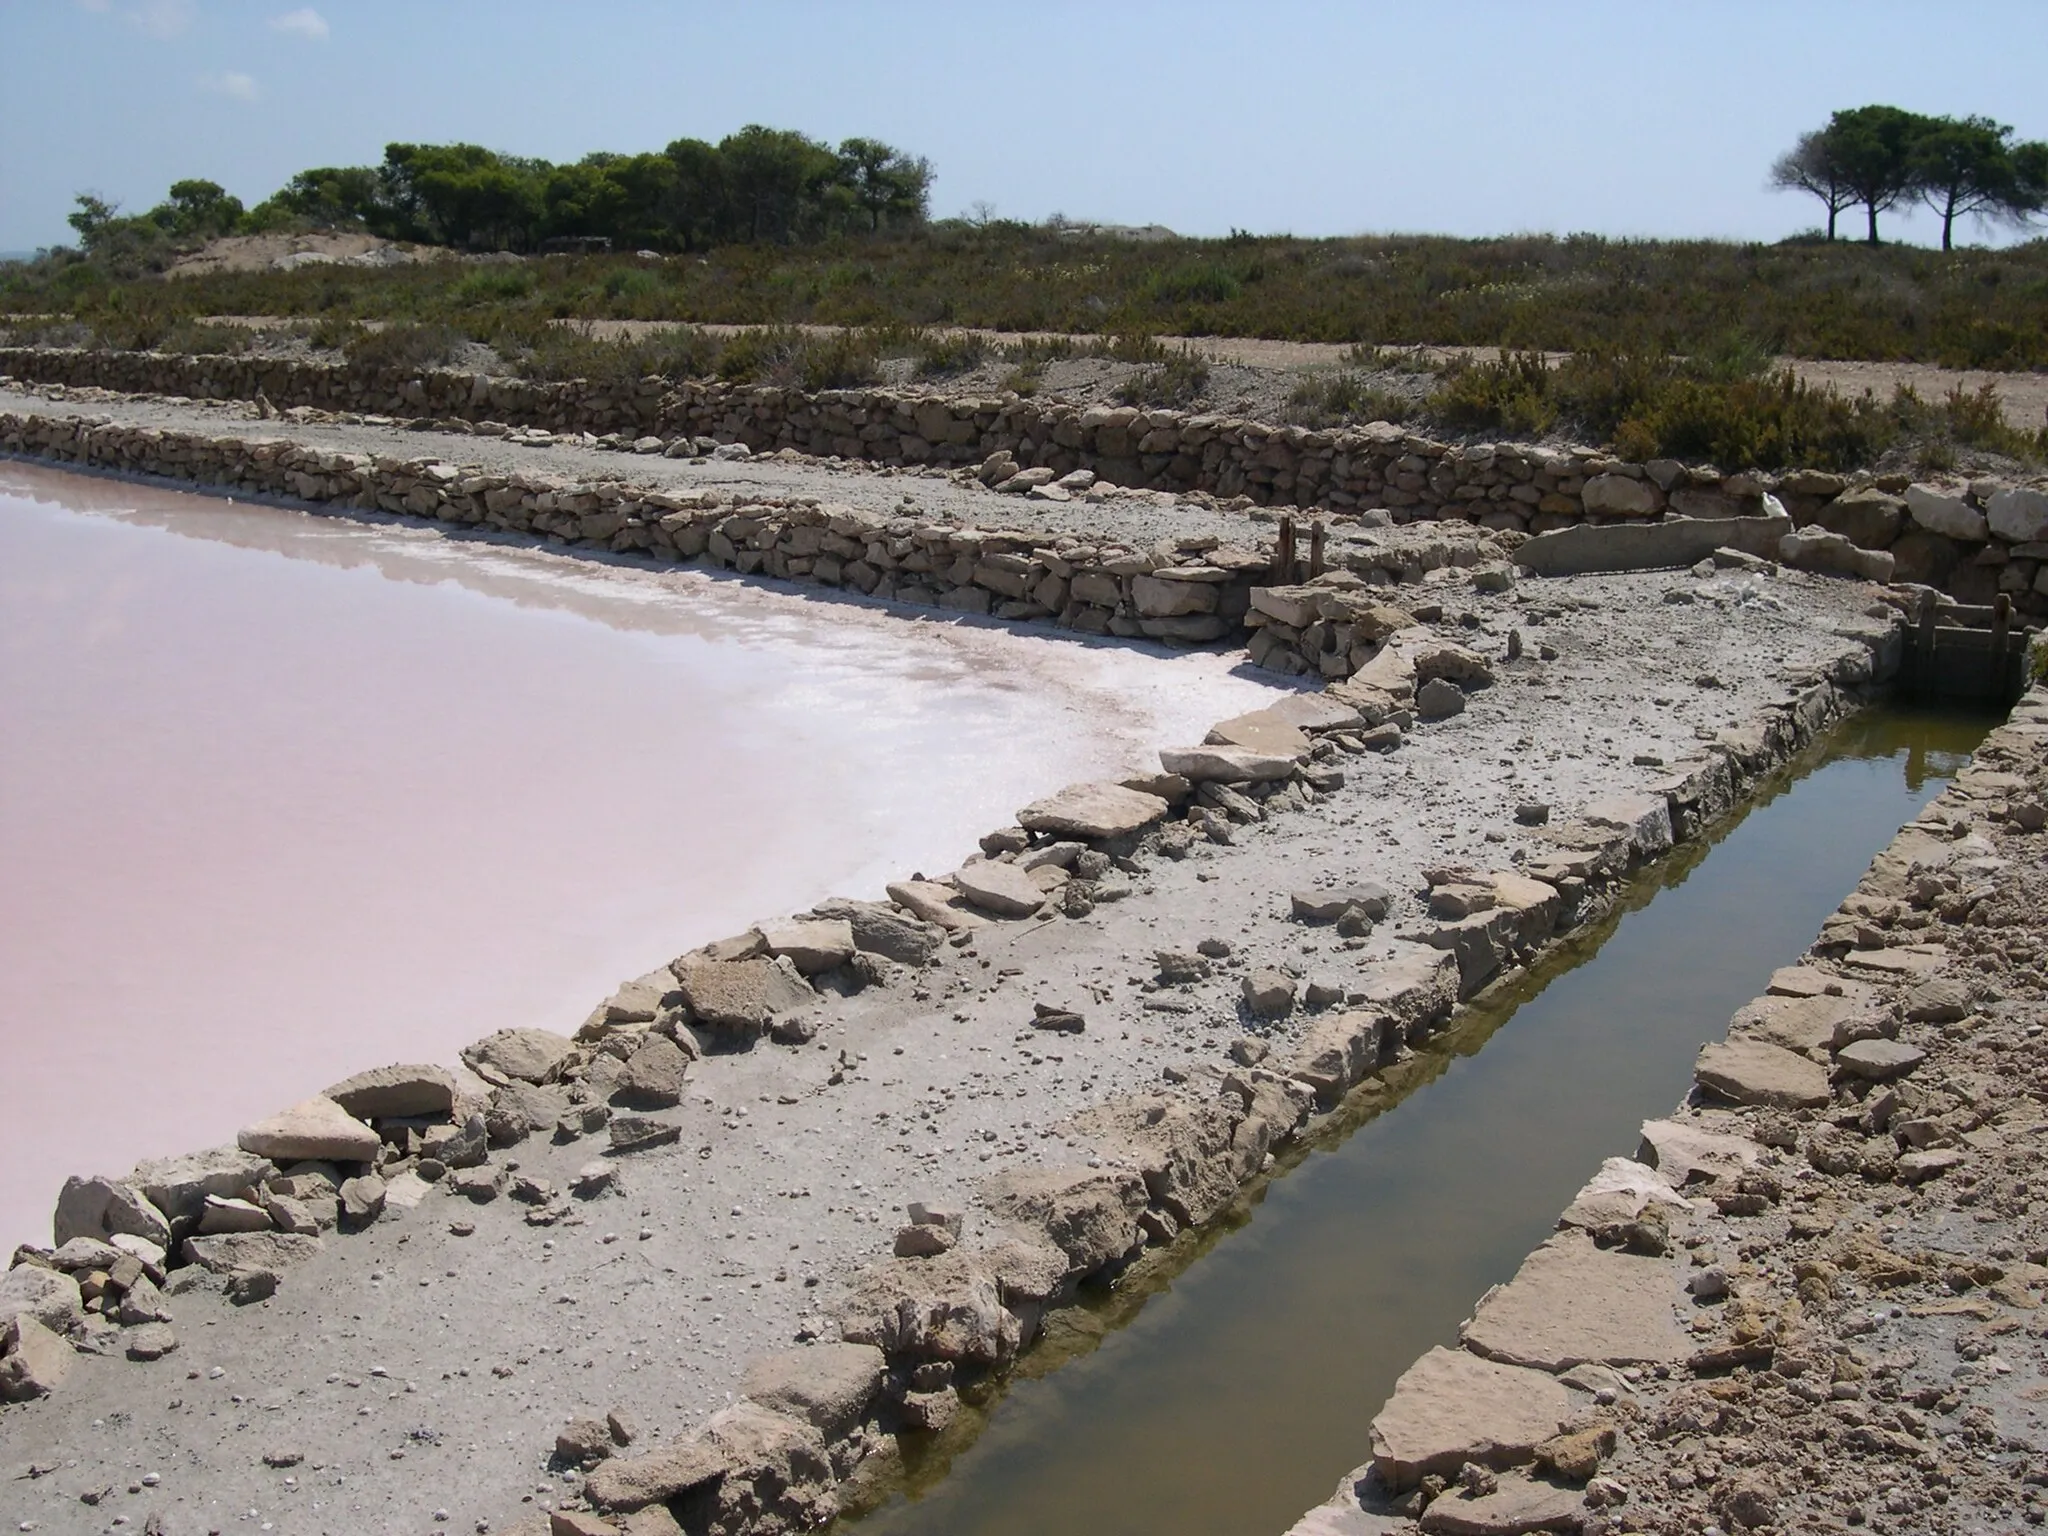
[[0, 462, 1279, 1245]]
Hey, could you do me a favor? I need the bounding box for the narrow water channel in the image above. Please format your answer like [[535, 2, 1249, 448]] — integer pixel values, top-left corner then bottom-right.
[[849, 708, 1988, 1536]]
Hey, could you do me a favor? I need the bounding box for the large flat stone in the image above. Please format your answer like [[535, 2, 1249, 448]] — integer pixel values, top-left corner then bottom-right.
[[1835, 1038, 1926, 1081], [1515, 513, 1790, 576], [1369, 1346, 1571, 1492], [950, 861, 1045, 918], [0, 1264, 83, 1334], [885, 879, 989, 933], [1637, 1118, 1762, 1185], [756, 919, 855, 975], [1015, 781, 1169, 840], [1260, 693, 1367, 734], [1694, 1039, 1830, 1108], [1206, 709, 1313, 757], [323, 1063, 458, 1120], [180, 1230, 323, 1275], [237, 1096, 380, 1163], [1418, 1475, 1587, 1535], [1840, 945, 1947, 980], [1729, 993, 1858, 1054], [585, 1436, 729, 1513], [671, 956, 815, 1032], [461, 1027, 576, 1085], [1160, 744, 1299, 784], [1461, 1232, 1691, 1372], [739, 1342, 885, 1438], [0, 1315, 74, 1401]]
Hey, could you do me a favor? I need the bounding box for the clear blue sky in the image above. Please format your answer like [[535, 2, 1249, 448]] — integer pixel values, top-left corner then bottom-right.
[[3, 0, 2044, 254]]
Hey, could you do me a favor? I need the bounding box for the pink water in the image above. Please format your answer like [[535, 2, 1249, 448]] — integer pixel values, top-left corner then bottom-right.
[[0, 462, 1278, 1246]]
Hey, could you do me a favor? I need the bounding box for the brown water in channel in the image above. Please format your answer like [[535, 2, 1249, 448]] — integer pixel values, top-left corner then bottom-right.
[[849, 709, 1987, 1536], [0, 461, 1280, 1247]]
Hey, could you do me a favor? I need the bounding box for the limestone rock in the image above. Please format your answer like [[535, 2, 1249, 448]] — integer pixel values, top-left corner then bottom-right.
[[124, 1321, 179, 1360], [1282, 1011, 1389, 1106], [486, 1080, 570, 1146], [885, 879, 988, 932], [1259, 692, 1366, 733], [1369, 1346, 1571, 1492], [462, 1027, 576, 1085], [835, 1250, 1019, 1364], [1205, 709, 1313, 757], [1582, 473, 1661, 516], [982, 1165, 1147, 1279], [1834, 1038, 1925, 1081], [1557, 1157, 1692, 1229], [1906, 483, 1987, 542], [1292, 884, 1393, 922], [1160, 744, 1298, 784], [1580, 792, 1674, 861], [672, 955, 816, 1033], [1417, 1473, 1588, 1534], [1988, 484, 2048, 543], [1016, 781, 1170, 841], [131, 1146, 275, 1233], [180, 1230, 322, 1276], [1355, 947, 1460, 1041], [0, 1264, 83, 1334], [739, 1342, 886, 1437], [1243, 969, 1298, 1019], [1461, 1231, 1691, 1371], [0, 1314, 74, 1401], [610, 1116, 682, 1154], [1417, 677, 1467, 719], [613, 1033, 694, 1108], [338, 1174, 387, 1226], [695, 1402, 837, 1536], [52, 1175, 172, 1251], [322, 1063, 457, 1120], [1815, 487, 1905, 548], [1636, 1118, 1762, 1185], [1072, 1093, 1255, 1227], [757, 918, 856, 974], [1694, 1039, 1830, 1108], [585, 1435, 729, 1513], [1779, 525, 1894, 582], [951, 861, 1045, 918], [196, 1195, 272, 1235], [1729, 992, 1859, 1054], [814, 900, 942, 966], [238, 1096, 380, 1163]]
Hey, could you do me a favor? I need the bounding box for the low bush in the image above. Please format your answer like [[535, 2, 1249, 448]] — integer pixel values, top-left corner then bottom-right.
[[1114, 346, 1210, 408], [342, 321, 467, 371], [1284, 371, 1418, 428]]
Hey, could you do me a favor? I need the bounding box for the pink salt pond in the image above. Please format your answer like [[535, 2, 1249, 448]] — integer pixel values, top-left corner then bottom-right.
[[0, 462, 1278, 1245]]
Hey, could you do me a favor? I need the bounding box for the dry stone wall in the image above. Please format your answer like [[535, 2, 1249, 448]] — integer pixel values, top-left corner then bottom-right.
[[4, 347, 2046, 621]]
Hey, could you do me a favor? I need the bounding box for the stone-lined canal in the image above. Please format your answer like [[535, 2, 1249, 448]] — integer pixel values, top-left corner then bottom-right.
[[847, 708, 1986, 1536]]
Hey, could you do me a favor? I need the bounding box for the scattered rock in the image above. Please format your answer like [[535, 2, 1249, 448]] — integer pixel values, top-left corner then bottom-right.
[[613, 1033, 695, 1108], [1834, 1038, 1926, 1081], [123, 1321, 178, 1361], [1291, 884, 1392, 922], [1461, 1231, 1692, 1371], [322, 1063, 458, 1120], [609, 1116, 681, 1154], [739, 1342, 886, 1438], [757, 918, 857, 975], [461, 1027, 576, 1086], [951, 861, 1046, 917], [237, 1097, 380, 1164], [1160, 745, 1299, 784], [1016, 781, 1170, 840], [337, 1175, 387, 1227], [0, 1315, 74, 1400], [1693, 1039, 1830, 1109], [0, 1264, 82, 1335], [52, 1175, 173, 1251], [1370, 1346, 1571, 1492], [673, 955, 817, 1034], [1243, 970, 1298, 1019]]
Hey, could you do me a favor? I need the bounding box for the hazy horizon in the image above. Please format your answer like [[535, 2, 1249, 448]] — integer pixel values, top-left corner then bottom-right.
[[2, 0, 2044, 255]]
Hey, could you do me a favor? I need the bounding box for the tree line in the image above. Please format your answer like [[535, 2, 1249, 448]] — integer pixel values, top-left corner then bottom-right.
[[1772, 105, 2048, 248], [63, 125, 934, 266]]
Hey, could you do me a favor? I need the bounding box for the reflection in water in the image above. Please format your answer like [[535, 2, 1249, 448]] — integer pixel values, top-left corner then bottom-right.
[[0, 462, 1281, 1247], [849, 709, 1989, 1536]]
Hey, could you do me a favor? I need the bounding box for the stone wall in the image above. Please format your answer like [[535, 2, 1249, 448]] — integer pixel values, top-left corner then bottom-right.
[[4, 347, 2046, 619]]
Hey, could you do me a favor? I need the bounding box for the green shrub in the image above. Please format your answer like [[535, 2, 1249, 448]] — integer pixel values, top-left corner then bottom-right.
[[601, 267, 663, 304], [911, 330, 987, 378], [343, 322, 467, 371], [1115, 346, 1210, 407], [1284, 371, 1416, 427], [450, 266, 533, 306]]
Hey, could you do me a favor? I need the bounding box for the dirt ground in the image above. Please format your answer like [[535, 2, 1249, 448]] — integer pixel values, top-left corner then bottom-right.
[[0, 391, 1897, 1535]]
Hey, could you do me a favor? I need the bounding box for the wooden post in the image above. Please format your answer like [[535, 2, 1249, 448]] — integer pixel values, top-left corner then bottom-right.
[[1916, 591, 1938, 700], [1308, 519, 1327, 579], [1276, 515, 1297, 585], [1992, 593, 2013, 701]]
